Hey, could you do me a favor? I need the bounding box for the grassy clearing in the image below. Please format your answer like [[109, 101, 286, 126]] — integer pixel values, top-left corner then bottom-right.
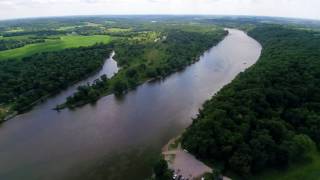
[[105, 20, 116, 24], [5, 27, 24, 33], [0, 105, 10, 121], [143, 48, 165, 62], [57, 22, 103, 31], [131, 31, 161, 42], [0, 35, 112, 60], [168, 137, 182, 151], [86, 22, 102, 27], [57, 25, 79, 31], [249, 150, 320, 180], [166, 24, 220, 33], [106, 28, 132, 32]]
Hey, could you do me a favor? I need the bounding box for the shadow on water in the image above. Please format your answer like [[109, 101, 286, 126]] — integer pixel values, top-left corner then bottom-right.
[[65, 147, 159, 180]]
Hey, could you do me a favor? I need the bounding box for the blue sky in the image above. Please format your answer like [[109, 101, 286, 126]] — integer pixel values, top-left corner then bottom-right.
[[0, 0, 319, 20]]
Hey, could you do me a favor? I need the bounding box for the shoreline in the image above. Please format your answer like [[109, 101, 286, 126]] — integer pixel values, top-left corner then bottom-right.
[[56, 48, 215, 110], [160, 28, 260, 180], [161, 135, 215, 180]]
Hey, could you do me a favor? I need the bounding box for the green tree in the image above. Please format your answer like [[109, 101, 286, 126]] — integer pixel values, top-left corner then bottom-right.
[[112, 80, 127, 95]]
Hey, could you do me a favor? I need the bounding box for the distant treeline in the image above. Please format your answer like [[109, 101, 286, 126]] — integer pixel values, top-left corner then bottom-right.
[[0, 39, 45, 51], [181, 25, 320, 176], [1, 30, 66, 37], [0, 44, 112, 112]]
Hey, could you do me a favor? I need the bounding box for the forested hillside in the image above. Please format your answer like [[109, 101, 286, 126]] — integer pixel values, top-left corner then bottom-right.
[[181, 25, 320, 176]]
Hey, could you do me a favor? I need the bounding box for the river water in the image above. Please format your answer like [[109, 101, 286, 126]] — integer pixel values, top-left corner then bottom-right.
[[0, 29, 261, 180]]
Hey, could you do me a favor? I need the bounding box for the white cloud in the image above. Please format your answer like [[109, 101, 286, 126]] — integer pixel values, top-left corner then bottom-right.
[[0, 0, 319, 20]]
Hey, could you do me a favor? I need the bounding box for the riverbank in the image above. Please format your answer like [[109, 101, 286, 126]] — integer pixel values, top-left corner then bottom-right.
[[162, 136, 211, 179], [162, 136, 231, 180], [55, 55, 202, 110], [158, 28, 262, 180], [0, 106, 16, 123]]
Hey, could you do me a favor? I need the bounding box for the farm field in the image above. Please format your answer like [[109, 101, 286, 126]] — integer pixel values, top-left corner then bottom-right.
[[0, 35, 112, 60]]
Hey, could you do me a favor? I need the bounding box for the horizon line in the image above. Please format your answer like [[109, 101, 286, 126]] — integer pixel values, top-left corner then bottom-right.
[[1, 14, 320, 22]]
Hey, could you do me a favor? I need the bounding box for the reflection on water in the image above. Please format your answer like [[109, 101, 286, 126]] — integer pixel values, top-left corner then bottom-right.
[[0, 29, 261, 180]]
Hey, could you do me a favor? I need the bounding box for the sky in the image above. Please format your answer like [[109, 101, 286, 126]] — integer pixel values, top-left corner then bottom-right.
[[0, 0, 320, 20]]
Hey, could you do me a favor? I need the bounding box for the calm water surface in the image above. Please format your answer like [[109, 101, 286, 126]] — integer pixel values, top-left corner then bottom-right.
[[0, 29, 261, 180]]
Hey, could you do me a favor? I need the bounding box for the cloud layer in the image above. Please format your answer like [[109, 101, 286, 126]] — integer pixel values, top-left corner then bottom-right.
[[0, 0, 319, 20]]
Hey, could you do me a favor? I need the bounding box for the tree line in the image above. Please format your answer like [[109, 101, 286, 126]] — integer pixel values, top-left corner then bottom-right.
[[0, 38, 45, 51], [1, 30, 66, 37]]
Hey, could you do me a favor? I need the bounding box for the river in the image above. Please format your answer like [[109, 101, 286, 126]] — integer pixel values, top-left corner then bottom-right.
[[0, 29, 261, 180]]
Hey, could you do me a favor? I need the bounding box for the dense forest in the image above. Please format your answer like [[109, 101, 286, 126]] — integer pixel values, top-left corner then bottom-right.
[[0, 44, 112, 113], [181, 25, 320, 176], [60, 28, 227, 108]]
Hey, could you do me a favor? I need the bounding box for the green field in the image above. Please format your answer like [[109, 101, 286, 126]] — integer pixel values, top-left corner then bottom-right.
[[5, 27, 24, 33], [57, 25, 79, 31], [56, 22, 103, 31], [0, 35, 112, 60], [249, 150, 320, 180], [106, 28, 132, 32]]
